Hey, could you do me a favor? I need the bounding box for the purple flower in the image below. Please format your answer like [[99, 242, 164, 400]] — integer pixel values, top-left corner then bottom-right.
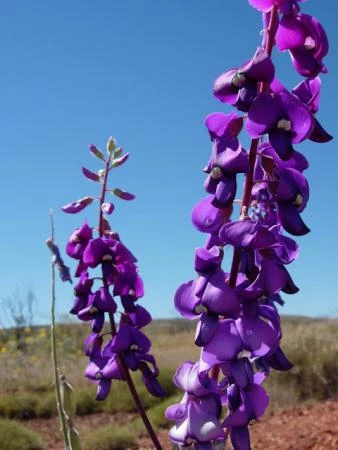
[[66, 222, 93, 260], [214, 47, 275, 112], [204, 113, 248, 207], [292, 77, 333, 143], [276, 13, 329, 77], [246, 90, 314, 159], [167, 394, 225, 447], [248, 0, 303, 14]]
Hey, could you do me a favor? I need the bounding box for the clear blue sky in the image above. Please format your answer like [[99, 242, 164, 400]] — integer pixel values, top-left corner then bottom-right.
[[1, 0, 337, 324]]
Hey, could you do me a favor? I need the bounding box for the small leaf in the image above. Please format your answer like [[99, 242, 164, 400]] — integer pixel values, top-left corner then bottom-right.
[[106, 136, 117, 153], [101, 202, 115, 215], [110, 188, 135, 201], [89, 144, 105, 162], [60, 380, 76, 419], [112, 153, 129, 168], [62, 197, 94, 214], [82, 167, 101, 182], [68, 426, 82, 450], [114, 147, 123, 158]]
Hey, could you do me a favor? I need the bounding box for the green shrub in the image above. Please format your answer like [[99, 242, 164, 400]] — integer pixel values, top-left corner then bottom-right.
[[75, 387, 104, 415], [0, 418, 43, 450], [82, 424, 135, 450], [35, 392, 57, 418], [0, 393, 40, 420]]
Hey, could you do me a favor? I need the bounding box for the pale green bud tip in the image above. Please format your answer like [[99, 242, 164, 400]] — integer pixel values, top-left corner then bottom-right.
[[107, 136, 117, 153]]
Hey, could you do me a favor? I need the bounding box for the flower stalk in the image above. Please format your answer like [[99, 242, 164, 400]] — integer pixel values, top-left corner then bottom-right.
[[62, 137, 163, 450], [167, 1, 332, 449]]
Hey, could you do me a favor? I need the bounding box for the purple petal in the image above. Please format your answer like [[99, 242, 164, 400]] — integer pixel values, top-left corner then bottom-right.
[[192, 195, 231, 234], [96, 379, 111, 401], [309, 118, 333, 143], [276, 15, 307, 51], [195, 313, 219, 347], [230, 426, 251, 450], [213, 69, 239, 105], [174, 280, 201, 319], [205, 112, 243, 139], [201, 270, 240, 318], [246, 93, 282, 138], [202, 320, 243, 363], [277, 203, 310, 236], [248, 0, 274, 11], [278, 91, 314, 143], [240, 47, 275, 83]]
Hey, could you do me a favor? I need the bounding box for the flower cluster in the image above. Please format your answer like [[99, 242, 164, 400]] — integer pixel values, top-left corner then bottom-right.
[[167, 1, 331, 449], [63, 137, 164, 402]]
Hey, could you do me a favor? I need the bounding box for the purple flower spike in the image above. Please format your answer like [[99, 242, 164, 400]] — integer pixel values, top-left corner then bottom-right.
[[213, 48, 275, 112]]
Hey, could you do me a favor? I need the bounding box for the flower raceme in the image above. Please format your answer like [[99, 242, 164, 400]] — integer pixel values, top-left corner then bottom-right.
[[167, 1, 331, 449], [62, 138, 164, 450]]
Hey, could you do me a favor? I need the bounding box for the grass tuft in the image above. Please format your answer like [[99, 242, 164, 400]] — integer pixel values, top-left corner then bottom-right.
[[82, 424, 135, 450], [0, 418, 43, 450]]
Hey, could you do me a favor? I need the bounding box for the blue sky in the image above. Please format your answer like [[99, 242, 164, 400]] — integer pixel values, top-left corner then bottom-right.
[[0, 0, 337, 324]]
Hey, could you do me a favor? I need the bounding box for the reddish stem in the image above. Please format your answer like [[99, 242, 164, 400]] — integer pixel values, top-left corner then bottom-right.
[[99, 156, 163, 450], [229, 5, 279, 287]]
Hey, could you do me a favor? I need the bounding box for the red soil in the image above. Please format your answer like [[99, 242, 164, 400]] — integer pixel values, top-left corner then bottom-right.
[[27, 400, 338, 450]]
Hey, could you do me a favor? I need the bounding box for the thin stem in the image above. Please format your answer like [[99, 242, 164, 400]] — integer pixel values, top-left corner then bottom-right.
[[231, 5, 279, 284], [98, 157, 162, 449], [109, 313, 163, 450], [49, 213, 71, 450]]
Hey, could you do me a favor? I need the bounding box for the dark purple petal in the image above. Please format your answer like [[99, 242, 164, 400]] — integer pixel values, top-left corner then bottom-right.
[[96, 379, 111, 401], [278, 91, 314, 143], [195, 313, 219, 347], [246, 93, 282, 138], [309, 118, 333, 143], [266, 346, 293, 371], [240, 47, 275, 83], [230, 426, 251, 450], [213, 69, 239, 105], [277, 203, 310, 236]]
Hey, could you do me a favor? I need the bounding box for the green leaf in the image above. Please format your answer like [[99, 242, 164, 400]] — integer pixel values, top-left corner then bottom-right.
[[106, 136, 117, 154], [68, 426, 82, 450], [114, 147, 123, 158], [60, 380, 76, 419]]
